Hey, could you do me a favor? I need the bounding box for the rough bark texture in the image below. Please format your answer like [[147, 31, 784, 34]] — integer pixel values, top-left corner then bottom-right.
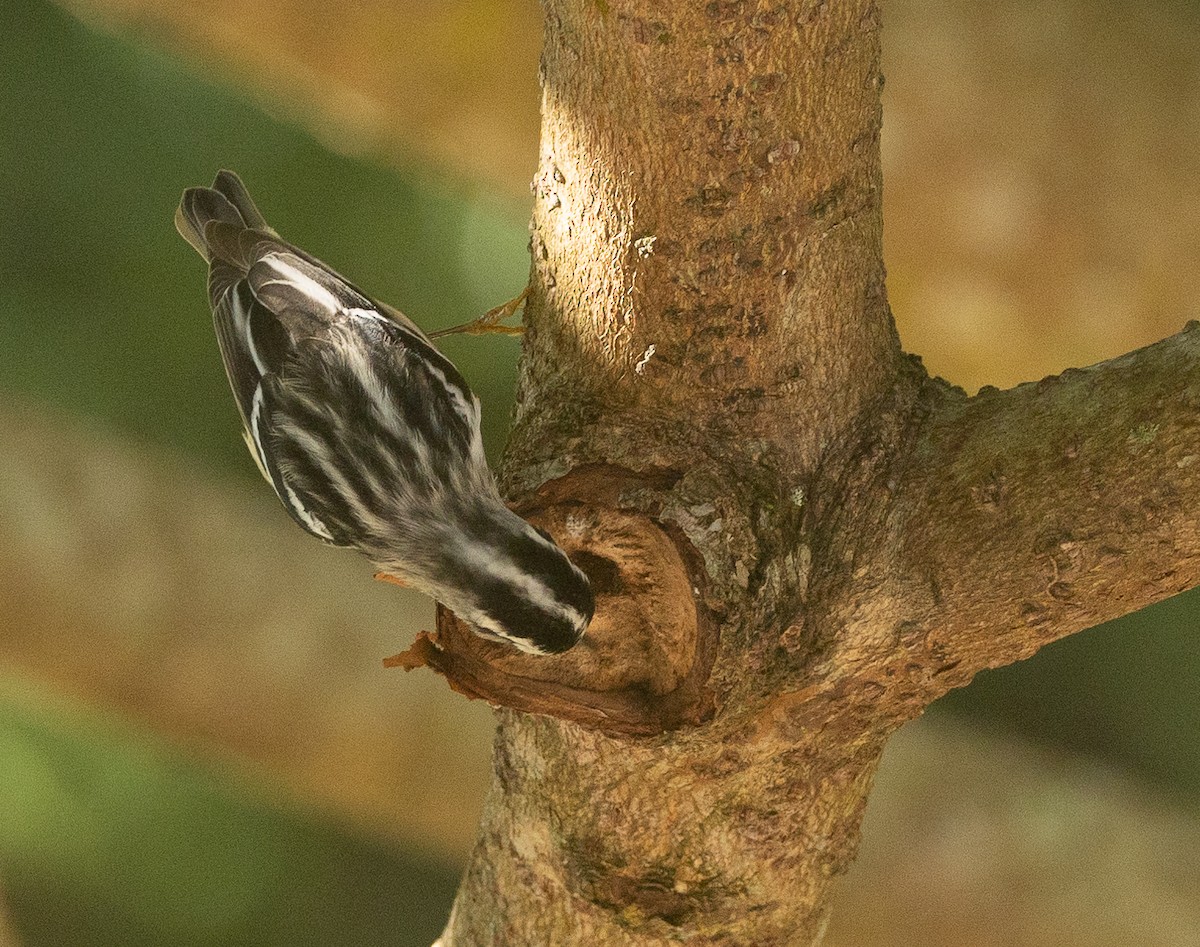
[[423, 1, 1200, 944], [888, 328, 1200, 692]]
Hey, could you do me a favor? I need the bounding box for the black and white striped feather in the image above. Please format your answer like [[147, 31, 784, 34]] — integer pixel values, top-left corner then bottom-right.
[[176, 171, 592, 654]]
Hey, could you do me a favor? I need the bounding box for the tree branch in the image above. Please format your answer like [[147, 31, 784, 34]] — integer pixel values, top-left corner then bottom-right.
[[418, 0, 909, 735], [512, 0, 899, 478], [887, 324, 1200, 695], [423, 0, 1200, 942], [431, 2, 907, 944]]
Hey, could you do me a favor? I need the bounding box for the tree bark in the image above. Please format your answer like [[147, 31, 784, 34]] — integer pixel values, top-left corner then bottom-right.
[[419, 1, 1200, 944]]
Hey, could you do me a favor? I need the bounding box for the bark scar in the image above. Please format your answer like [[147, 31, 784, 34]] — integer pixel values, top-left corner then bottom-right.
[[391, 466, 720, 737]]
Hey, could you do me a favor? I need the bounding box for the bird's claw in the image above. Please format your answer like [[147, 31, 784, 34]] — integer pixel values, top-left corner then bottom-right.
[[430, 286, 529, 338]]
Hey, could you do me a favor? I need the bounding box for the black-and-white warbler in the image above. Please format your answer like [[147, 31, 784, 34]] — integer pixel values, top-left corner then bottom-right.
[[175, 171, 593, 654]]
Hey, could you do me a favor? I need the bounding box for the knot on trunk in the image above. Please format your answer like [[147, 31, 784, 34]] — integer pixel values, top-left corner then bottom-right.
[[390, 466, 720, 736]]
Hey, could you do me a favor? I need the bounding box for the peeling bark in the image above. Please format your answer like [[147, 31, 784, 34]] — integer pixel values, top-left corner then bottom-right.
[[418, 1, 1200, 944]]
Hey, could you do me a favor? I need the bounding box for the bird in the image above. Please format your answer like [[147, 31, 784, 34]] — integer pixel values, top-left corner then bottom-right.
[[175, 170, 593, 654]]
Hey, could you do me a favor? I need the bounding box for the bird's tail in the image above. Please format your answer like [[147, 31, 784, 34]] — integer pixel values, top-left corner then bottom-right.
[[175, 170, 272, 261]]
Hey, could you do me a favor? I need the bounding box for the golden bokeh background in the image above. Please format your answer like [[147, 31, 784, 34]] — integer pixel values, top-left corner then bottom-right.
[[1, 0, 1198, 943]]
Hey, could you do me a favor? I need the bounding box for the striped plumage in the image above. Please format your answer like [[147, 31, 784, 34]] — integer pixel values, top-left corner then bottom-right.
[[175, 171, 592, 654]]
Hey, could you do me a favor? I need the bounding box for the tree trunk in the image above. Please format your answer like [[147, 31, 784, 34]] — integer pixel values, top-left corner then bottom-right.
[[412, 1, 1200, 943]]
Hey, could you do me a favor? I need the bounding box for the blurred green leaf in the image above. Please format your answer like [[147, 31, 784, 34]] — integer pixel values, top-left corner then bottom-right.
[[0, 675, 458, 947], [2, 5, 1199, 944], [0, 0, 526, 478], [935, 589, 1200, 793]]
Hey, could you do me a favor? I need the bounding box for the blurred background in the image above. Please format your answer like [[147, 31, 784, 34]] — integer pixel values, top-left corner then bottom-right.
[[1, 0, 1198, 943]]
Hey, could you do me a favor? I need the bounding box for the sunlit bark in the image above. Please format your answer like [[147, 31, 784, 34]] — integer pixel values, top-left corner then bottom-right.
[[426, 2, 1200, 944]]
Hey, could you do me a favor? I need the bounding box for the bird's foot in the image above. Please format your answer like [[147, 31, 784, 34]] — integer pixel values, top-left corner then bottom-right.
[[429, 286, 528, 338], [373, 572, 409, 588]]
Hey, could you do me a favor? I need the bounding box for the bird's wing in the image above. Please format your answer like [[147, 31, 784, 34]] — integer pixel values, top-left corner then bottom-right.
[[214, 242, 488, 540], [246, 247, 480, 437], [248, 375, 347, 545], [184, 173, 491, 548], [207, 258, 348, 546]]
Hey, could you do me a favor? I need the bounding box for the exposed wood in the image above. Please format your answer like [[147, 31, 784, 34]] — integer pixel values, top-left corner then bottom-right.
[[407, 466, 719, 736]]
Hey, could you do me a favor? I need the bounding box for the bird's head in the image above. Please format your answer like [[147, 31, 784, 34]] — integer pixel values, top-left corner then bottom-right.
[[454, 515, 594, 655]]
